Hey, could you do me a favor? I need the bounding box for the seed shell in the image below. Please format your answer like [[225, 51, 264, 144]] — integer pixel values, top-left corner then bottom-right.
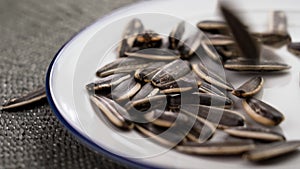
[[242, 97, 285, 126], [179, 32, 203, 59], [133, 30, 163, 49], [168, 93, 233, 109], [177, 140, 255, 155], [125, 95, 167, 112], [86, 74, 131, 92], [90, 95, 133, 130], [197, 20, 229, 35], [224, 127, 285, 142], [135, 124, 186, 147], [186, 115, 216, 143], [182, 104, 245, 129], [159, 72, 198, 94], [151, 59, 191, 87], [134, 62, 166, 82], [144, 109, 189, 128], [232, 76, 264, 98], [244, 140, 300, 161], [224, 59, 290, 72], [96, 57, 151, 77], [287, 42, 300, 56], [1, 87, 46, 111], [131, 83, 159, 101], [110, 77, 141, 102], [192, 63, 234, 91]]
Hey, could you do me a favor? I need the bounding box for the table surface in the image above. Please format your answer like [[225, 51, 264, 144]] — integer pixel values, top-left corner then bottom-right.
[[0, 0, 138, 168]]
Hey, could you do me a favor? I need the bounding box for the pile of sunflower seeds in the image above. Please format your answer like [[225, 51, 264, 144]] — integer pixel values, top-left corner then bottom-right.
[[86, 4, 300, 162], [2, 3, 300, 163]]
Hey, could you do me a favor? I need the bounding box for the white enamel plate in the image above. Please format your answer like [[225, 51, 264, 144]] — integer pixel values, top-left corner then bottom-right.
[[46, 0, 300, 168]]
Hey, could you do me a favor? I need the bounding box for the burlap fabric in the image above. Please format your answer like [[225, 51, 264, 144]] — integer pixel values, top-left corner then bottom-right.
[[0, 0, 138, 168]]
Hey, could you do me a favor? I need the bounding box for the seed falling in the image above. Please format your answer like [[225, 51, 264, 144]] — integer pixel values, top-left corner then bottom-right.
[[220, 2, 261, 63]]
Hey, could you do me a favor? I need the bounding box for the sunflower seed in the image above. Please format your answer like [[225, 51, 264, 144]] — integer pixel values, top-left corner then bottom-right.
[[179, 32, 203, 59], [86, 73, 131, 93], [242, 97, 285, 126], [224, 59, 290, 72], [144, 109, 189, 128], [192, 63, 234, 90], [159, 72, 198, 94], [0, 87, 46, 111], [201, 42, 222, 62], [197, 20, 229, 35], [125, 95, 167, 112], [134, 62, 166, 82], [117, 18, 144, 57], [110, 77, 141, 102], [151, 59, 191, 87], [131, 83, 159, 101], [122, 18, 144, 39], [90, 95, 134, 130], [168, 92, 233, 109], [185, 115, 216, 143], [224, 127, 285, 142], [232, 76, 264, 98], [215, 45, 239, 60], [177, 140, 255, 155], [204, 34, 235, 46], [198, 80, 226, 96], [135, 124, 186, 147], [182, 104, 245, 129], [133, 30, 163, 49], [96, 57, 151, 77], [287, 42, 300, 56], [169, 21, 185, 50], [244, 140, 300, 161]]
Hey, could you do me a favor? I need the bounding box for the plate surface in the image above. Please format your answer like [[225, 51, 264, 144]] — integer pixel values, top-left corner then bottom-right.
[[46, 0, 300, 168]]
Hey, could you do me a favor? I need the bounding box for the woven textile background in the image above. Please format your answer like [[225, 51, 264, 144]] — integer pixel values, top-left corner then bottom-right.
[[0, 0, 137, 168]]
